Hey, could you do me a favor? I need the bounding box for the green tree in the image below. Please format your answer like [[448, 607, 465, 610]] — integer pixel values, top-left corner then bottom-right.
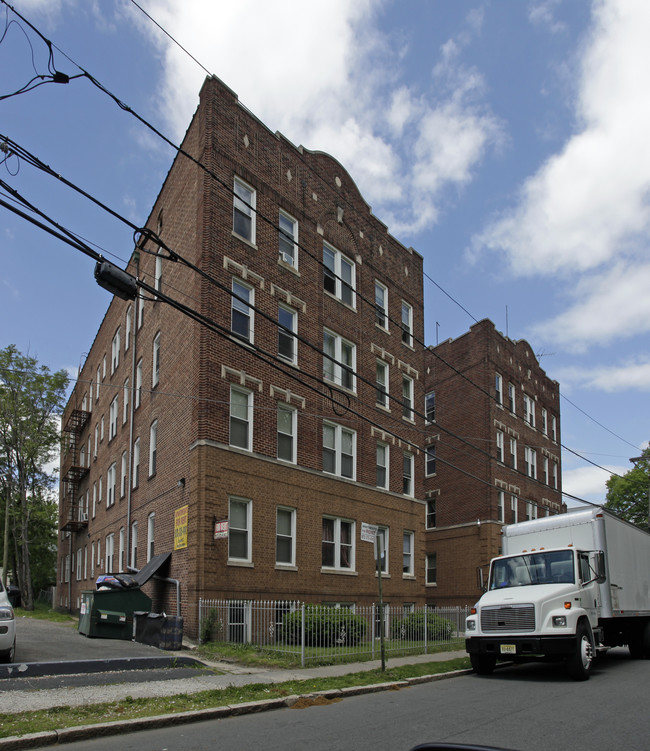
[[0, 346, 68, 609], [604, 446, 650, 530]]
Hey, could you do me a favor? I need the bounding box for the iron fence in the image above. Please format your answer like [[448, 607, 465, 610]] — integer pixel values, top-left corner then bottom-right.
[[198, 599, 469, 666]]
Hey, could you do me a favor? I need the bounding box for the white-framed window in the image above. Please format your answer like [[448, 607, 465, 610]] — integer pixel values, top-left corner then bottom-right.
[[132, 437, 140, 488], [526, 501, 535, 521], [402, 375, 414, 420], [233, 177, 256, 243], [523, 394, 535, 427], [376, 442, 389, 489], [119, 527, 125, 572], [541, 408, 548, 436], [323, 329, 356, 391], [152, 332, 161, 388], [278, 210, 298, 267], [149, 420, 158, 476], [553, 460, 558, 489], [95, 366, 101, 401], [375, 360, 389, 408], [76, 548, 82, 581], [426, 553, 437, 585], [497, 490, 505, 523], [375, 527, 389, 574], [147, 512, 155, 562], [135, 359, 143, 408], [111, 328, 121, 374], [551, 415, 557, 442], [83, 545, 87, 580], [322, 422, 356, 479], [90, 542, 95, 578], [323, 242, 355, 307], [524, 446, 537, 479], [107, 463, 116, 507], [403, 531, 414, 576], [278, 304, 297, 364], [231, 278, 254, 342], [98, 475, 103, 506], [229, 497, 252, 563], [275, 506, 296, 566], [511, 495, 518, 523], [120, 451, 127, 498], [154, 251, 163, 294], [403, 452, 414, 496], [125, 306, 132, 350], [100, 415, 105, 442], [495, 373, 503, 406], [508, 382, 516, 413], [109, 395, 118, 440], [426, 498, 436, 529], [401, 301, 413, 347], [92, 482, 97, 519], [230, 386, 253, 451], [130, 521, 138, 568], [321, 517, 354, 571], [375, 281, 388, 329], [123, 378, 130, 424], [425, 444, 436, 476], [277, 404, 297, 463], [496, 430, 504, 463], [425, 391, 435, 423], [105, 533, 115, 573], [543, 456, 549, 485], [102, 355, 107, 380], [509, 437, 517, 469]]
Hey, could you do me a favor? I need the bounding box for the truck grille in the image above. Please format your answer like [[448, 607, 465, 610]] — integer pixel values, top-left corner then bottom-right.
[[481, 604, 535, 632]]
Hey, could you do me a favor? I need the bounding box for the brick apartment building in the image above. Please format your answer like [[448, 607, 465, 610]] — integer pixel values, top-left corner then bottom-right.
[[422, 319, 564, 607], [57, 76, 563, 638]]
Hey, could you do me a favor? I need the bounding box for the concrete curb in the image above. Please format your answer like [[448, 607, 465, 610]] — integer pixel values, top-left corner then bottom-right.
[[0, 667, 473, 750]]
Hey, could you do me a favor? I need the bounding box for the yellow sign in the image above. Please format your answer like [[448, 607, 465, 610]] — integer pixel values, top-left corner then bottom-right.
[[174, 505, 188, 550]]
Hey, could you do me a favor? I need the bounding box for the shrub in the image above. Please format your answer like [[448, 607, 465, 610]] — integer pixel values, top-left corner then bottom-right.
[[281, 605, 368, 647], [390, 611, 454, 641]]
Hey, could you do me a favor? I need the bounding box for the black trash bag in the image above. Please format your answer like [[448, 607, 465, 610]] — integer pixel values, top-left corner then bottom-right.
[[114, 573, 139, 589]]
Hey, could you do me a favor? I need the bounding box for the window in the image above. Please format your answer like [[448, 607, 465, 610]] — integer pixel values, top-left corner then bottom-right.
[[230, 387, 252, 451], [111, 328, 121, 374], [497, 490, 505, 523], [508, 382, 516, 413], [100, 415, 105, 442], [426, 498, 437, 529], [120, 451, 127, 497], [92, 482, 97, 519], [76, 548, 82, 581], [84, 545, 87, 580], [123, 378, 129, 424], [403, 452, 414, 496], [147, 512, 155, 562], [95, 366, 101, 401], [149, 420, 158, 476], [132, 437, 140, 488], [109, 396, 118, 440], [376, 442, 389, 489], [278, 305, 297, 364], [323, 242, 355, 306], [125, 306, 132, 350], [231, 279, 254, 342], [323, 329, 356, 391], [375, 281, 388, 329], [496, 430, 504, 463], [137, 290, 144, 330], [98, 475, 103, 506], [524, 446, 537, 479], [102, 355, 107, 379], [321, 517, 354, 570], [154, 251, 163, 294], [541, 408, 548, 436], [511, 495, 518, 523], [426, 444, 436, 476], [526, 501, 535, 521], [425, 392, 435, 423], [375, 360, 389, 408], [523, 394, 535, 427], [495, 373, 503, 406], [135, 359, 143, 408], [277, 404, 296, 463], [233, 178, 256, 242], [278, 211, 298, 267], [94, 424, 99, 458], [553, 460, 558, 489], [229, 497, 252, 562], [323, 422, 356, 479], [276, 507, 296, 566], [152, 332, 161, 387], [401, 301, 413, 346], [543, 456, 549, 485], [106, 533, 115, 573], [551, 415, 557, 442], [107, 463, 116, 507], [130, 521, 138, 568], [375, 527, 389, 574], [402, 376, 414, 420], [426, 553, 437, 585], [90, 542, 95, 578], [119, 527, 125, 572], [403, 531, 414, 576], [509, 437, 517, 469]]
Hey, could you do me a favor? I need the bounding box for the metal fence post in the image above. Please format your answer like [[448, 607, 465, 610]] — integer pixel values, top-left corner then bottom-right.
[[198, 598, 203, 645], [300, 602, 305, 667], [424, 606, 428, 655]]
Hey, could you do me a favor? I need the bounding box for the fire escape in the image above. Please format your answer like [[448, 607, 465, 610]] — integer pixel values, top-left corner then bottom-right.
[[60, 408, 91, 533]]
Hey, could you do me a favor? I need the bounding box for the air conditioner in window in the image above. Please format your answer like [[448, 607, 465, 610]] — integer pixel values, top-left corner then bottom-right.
[[280, 252, 293, 265], [80, 512, 88, 522]]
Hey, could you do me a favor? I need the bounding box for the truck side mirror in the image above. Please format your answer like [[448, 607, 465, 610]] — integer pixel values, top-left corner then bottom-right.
[[593, 551, 606, 584]]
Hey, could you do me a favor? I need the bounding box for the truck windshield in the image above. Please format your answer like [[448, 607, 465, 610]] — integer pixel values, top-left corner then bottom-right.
[[490, 550, 574, 589]]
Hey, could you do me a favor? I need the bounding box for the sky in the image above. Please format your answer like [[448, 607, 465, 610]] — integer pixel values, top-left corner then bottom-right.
[[1, 0, 648, 508]]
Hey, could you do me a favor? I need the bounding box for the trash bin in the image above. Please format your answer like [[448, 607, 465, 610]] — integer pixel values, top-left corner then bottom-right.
[[134, 611, 184, 650], [79, 588, 152, 639]]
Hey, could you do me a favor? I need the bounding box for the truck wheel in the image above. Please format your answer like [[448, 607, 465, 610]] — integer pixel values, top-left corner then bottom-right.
[[567, 622, 594, 681], [630, 622, 650, 659], [0, 638, 15, 664], [470, 653, 496, 675]]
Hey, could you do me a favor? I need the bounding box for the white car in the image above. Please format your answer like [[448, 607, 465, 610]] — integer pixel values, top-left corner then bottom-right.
[[0, 580, 16, 663]]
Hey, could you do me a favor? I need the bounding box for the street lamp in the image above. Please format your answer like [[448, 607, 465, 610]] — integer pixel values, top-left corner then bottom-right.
[[629, 455, 650, 532]]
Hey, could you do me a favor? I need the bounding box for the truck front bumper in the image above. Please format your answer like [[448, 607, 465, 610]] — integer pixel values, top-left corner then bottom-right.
[[466, 635, 577, 658]]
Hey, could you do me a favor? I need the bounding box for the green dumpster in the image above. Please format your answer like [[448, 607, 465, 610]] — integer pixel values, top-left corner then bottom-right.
[[79, 588, 152, 639]]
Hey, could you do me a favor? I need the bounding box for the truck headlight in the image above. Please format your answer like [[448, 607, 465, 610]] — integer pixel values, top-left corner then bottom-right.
[[0, 606, 14, 620], [552, 615, 567, 627], [466, 619, 476, 631]]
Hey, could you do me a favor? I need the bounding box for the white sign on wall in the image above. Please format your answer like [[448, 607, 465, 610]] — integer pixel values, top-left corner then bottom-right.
[[360, 522, 378, 543]]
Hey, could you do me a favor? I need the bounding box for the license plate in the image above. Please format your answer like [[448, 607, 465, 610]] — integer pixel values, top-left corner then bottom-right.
[[500, 644, 517, 655]]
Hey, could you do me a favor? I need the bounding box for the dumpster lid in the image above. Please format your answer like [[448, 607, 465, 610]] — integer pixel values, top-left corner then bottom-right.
[[133, 551, 171, 586]]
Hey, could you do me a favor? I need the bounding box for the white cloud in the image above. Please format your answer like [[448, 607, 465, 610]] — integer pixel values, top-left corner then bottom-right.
[[556, 357, 650, 393], [562, 464, 625, 503]]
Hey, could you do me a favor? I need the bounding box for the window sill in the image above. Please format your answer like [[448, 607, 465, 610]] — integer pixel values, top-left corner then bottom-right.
[[425, 582, 438, 588], [323, 289, 357, 312], [275, 564, 298, 571], [277, 257, 300, 276], [231, 231, 258, 250], [374, 572, 390, 579], [227, 559, 254, 568], [402, 574, 416, 580], [320, 567, 358, 576]]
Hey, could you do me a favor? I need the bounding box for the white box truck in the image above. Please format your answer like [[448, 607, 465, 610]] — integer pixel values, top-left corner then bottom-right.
[[465, 507, 650, 680]]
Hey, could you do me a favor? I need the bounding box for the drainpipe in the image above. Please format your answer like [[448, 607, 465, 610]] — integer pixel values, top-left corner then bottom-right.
[[125, 254, 140, 569]]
